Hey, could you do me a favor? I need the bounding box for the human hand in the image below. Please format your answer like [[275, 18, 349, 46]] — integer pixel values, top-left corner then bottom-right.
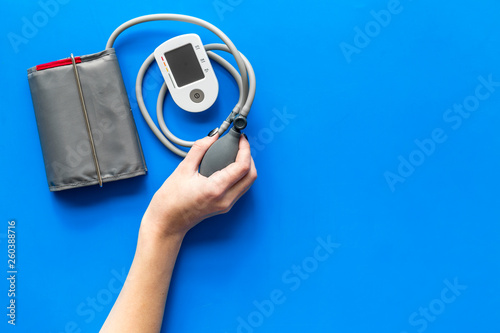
[[141, 130, 257, 240]]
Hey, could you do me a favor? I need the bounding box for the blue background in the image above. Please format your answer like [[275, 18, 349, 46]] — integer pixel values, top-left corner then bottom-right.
[[1, 0, 500, 332]]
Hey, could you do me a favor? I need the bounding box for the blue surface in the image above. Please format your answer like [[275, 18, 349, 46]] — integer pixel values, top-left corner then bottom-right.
[[1, 0, 500, 332]]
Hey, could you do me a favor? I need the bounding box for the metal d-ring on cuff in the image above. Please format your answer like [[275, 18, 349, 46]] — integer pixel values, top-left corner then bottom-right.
[[70, 53, 103, 187]]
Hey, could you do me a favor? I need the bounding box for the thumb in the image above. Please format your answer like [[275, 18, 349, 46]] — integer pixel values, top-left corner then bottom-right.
[[182, 129, 219, 171]]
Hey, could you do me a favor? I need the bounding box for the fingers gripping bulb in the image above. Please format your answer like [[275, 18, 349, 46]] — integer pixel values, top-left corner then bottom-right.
[[199, 128, 241, 177]]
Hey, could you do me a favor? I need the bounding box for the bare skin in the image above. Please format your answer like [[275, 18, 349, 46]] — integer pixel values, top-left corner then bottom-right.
[[100, 132, 257, 333]]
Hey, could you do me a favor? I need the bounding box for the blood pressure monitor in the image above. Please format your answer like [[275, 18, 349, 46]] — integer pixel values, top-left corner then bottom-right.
[[105, 14, 255, 176], [154, 34, 219, 112]]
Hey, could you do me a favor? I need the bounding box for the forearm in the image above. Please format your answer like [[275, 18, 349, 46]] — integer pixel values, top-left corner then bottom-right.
[[100, 219, 184, 333], [100, 134, 256, 332]]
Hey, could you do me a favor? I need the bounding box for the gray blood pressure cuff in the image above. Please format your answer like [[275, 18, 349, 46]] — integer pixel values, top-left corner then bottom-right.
[[27, 49, 147, 191]]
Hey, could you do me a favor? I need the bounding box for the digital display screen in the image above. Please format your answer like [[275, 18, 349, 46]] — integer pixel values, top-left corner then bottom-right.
[[164, 44, 205, 88]]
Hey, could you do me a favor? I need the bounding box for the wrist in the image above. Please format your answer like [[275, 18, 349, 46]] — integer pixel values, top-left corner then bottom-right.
[[135, 222, 185, 269], [139, 215, 186, 245]]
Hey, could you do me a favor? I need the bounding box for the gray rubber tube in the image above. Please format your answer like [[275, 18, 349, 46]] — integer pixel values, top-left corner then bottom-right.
[[155, 46, 256, 150], [135, 46, 252, 157], [154, 48, 247, 149], [204, 44, 256, 117], [106, 14, 256, 158], [106, 14, 249, 109]]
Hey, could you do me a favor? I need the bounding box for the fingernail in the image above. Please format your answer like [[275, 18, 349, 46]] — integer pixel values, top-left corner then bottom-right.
[[208, 127, 219, 137], [243, 133, 248, 140]]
